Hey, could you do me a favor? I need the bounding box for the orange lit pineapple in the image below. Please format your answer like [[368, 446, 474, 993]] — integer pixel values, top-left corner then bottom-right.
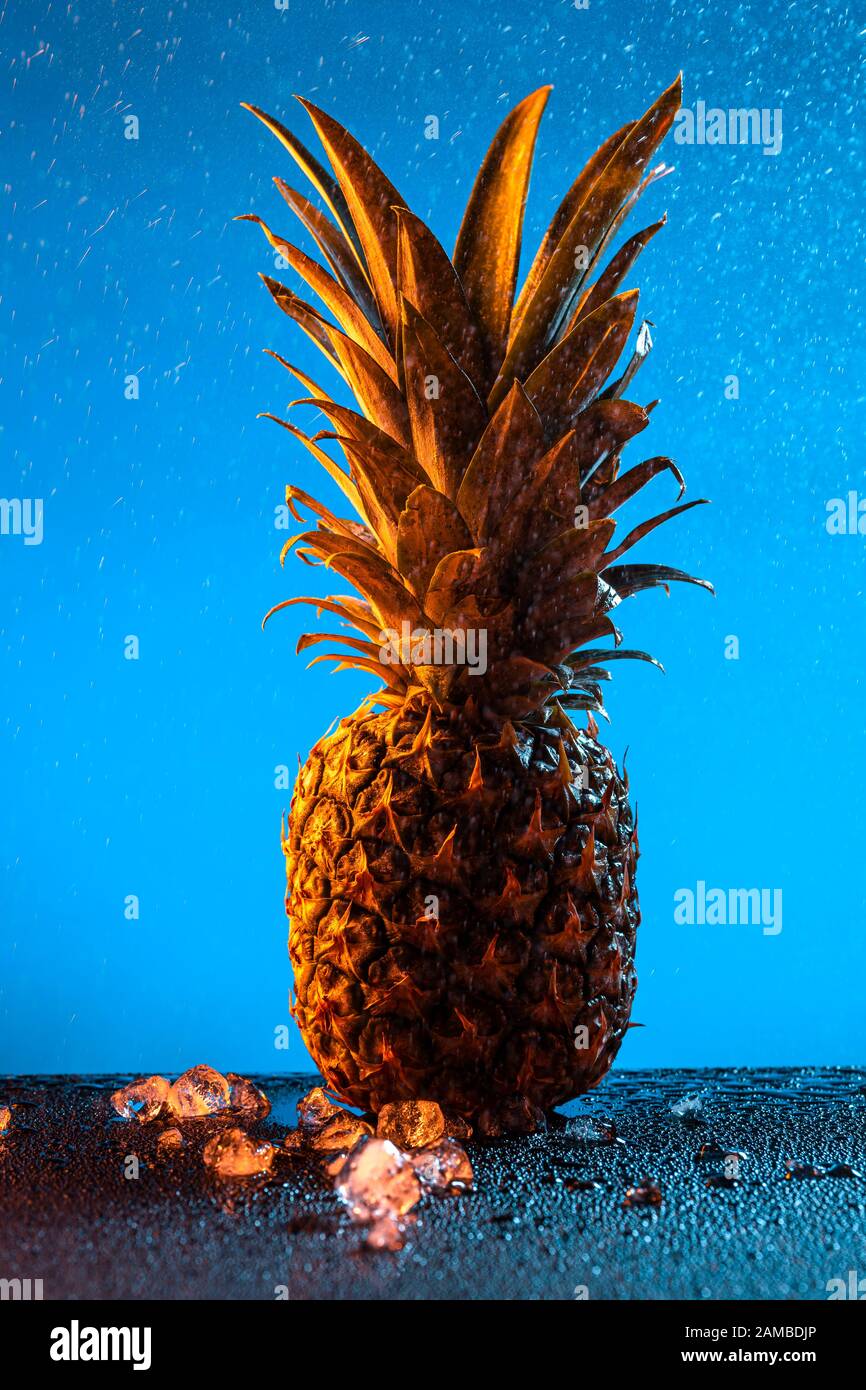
[[243, 76, 710, 1131]]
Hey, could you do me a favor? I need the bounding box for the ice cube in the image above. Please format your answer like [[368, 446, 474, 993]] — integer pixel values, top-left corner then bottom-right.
[[566, 1115, 619, 1144], [335, 1137, 422, 1223], [324, 1150, 352, 1179], [784, 1159, 824, 1180], [478, 1095, 546, 1136], [168, 1064, 231, 1118], [410, 1137, 474, 1195], [623, 1177, 662, 1208], [226, 1073, 271, 1119], [670, 1093, 704, 1120], [297, 1086, 343, 1132], [309, 1110, 374, 1154], [155, 1127, 184, 1157], [377, 1099, 445, 1149], [110, 1076, 170, 1124], [694, 1142, 725, 1162], [364, 1213, 415, 1251], [202, 1126, 275, 1177], [443, 1112, 473, 1140]]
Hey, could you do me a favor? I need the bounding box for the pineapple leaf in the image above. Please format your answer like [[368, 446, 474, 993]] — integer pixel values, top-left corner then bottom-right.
[[396, 485, 473, 598], [263, 350, 336, 404], [334, 434, 425, 561], [568, 170, 671, 333], [496, 75, 682, 392], [291, 397, 408, 462], [575, 398, 650, 488], [317, 320, 412, 448], [260, 275, 342, 372], [395, 206, 488, 393], [603, 497, 709, 566], [572, 219, 665, 326], [296, 630, 393, 662], [510, 122, 634, 340], [600, 317, 655, 401], [424, 547, 487, 627], [577, 611, 624, 648], [400, 296, 488, 497], [456, 381, 545, 540], [241, 215, 393, 376], [241, 102, 365, 268], [568, 647, 665, 674], [296, 97, 406, 340], [273, 178, 378, 322], [305, 651, 405, 689], [523, 289, 639, 435], [521, 522, 616, 595], [284, 483, 375, 548], [453, 86, 551, 380], [261, 593, 380, 641], [283, 528, 389, 572], [490, 429, 581, 560], [518, 569, 600, 664], [602, 563, 715, 599], [259, 414, 365, 519], [588, 455, 685, 518], [324, 550, 428, 636]]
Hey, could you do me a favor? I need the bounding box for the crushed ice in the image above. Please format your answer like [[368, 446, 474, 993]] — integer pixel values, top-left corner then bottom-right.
[[110, 1065, 271, 1123]]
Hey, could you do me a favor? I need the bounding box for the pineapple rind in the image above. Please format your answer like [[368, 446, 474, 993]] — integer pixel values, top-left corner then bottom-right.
[[285, 695, 638, 1126]]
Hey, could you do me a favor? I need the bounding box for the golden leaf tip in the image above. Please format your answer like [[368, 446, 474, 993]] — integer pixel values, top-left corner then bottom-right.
[[294, 94, 319, 117]]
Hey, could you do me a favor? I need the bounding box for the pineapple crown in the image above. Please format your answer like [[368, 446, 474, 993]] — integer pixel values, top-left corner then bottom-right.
[[242, 74, 712, 721]]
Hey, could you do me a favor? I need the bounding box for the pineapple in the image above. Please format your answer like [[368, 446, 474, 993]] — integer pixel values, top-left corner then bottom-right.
[[243, 75, 711, 1132]]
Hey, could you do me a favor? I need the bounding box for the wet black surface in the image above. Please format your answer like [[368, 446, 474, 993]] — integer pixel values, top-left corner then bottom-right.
[[1, 1068, 864, 1300]]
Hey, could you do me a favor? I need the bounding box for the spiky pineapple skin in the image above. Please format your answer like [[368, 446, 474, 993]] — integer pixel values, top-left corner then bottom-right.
[[284, 695, 639, 1129]]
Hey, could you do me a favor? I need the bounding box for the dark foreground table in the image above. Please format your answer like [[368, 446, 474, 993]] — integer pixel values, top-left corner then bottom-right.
[[0, 1068, 863, 1301]]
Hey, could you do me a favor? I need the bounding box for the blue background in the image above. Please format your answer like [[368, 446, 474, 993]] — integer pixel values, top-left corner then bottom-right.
[[2, 0, 864, 1077]]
